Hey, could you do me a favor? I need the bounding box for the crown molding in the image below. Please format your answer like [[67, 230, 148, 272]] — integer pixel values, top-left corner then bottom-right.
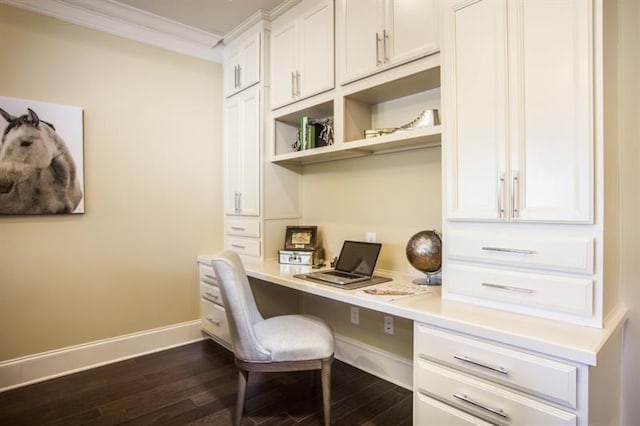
[[269, 0, 301, 21], [1, 0, 224, 62], [223, 8, 271, 44]]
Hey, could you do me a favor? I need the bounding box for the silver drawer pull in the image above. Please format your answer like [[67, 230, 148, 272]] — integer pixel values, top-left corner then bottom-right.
[[453, 355, 509, 375], [230, 226, 246, 231], [204, 274, 216, 280], [231, 244, 245, 249], [482, 282, 535, 293], [453, 393, 508, 419], [204, 292, 219, 300], [481, 246, 535, 254], [206, 317, 221, 327]]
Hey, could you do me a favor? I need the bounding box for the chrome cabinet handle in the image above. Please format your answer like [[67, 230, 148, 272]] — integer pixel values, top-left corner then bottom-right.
[[512, 171, 519, 218], [230, 226, 246, 231], [231, 244, 245, 249], [453, 393, 508, 419], [237, 65, 241, 87], [482, 282, 535, 294], [204, 274, 216, 280], [234, 65, 239, 88], [375, 32, 382, 65], [291, 71, 296, 98], [453, 355, 509, 375], [383, 29, 389, 62], [498, 173, 505, 219], [295, 70, 301, 96], [481, 246, 535, 255], [204, 292, 219, 301], [206, 317, 222, 327]]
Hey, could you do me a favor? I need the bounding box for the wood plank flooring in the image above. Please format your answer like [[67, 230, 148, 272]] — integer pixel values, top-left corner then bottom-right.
[[0, 340, 412, 425]]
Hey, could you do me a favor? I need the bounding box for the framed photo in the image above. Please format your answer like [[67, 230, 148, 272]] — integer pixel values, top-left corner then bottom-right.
[[284, 225, 318, 251]]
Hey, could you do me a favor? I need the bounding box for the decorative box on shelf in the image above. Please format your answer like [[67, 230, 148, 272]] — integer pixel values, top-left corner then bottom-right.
[[278, 225, 324, 266]]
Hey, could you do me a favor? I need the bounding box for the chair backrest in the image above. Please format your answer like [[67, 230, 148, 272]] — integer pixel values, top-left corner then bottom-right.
[[211, 250, 271, 362]]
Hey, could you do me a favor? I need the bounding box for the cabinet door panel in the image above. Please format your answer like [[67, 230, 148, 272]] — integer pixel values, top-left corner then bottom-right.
[[223, 96, 241, 215], [239, 32, 260, 90], [224, 47, 240, 97], [271, 20, 298, 109], [339, 0, 382, 83], [385, 0, 439, 66], [415, 391, 494, 425], [298, 0, 334, 99], [510, 0, 593, 223], [239, 88, 260, 216], [445, 0, 508, 220]]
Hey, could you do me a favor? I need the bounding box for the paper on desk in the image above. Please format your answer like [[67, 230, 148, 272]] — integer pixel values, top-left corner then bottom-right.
[[356, 282, 432, 301]]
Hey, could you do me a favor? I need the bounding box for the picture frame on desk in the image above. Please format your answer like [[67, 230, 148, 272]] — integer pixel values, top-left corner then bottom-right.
[[284, 225, 318, 251]]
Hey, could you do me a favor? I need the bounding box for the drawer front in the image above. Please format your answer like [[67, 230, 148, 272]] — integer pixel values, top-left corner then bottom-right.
[[225, 219, 261, 238], [198, 263, 217, 285], [200, 299, 231, 344], [225, 237, 261, 257], [415, 323, 577, 408], [415, 359, 577, 426], [445, 263, 594, 317], [415, 391, 494, 425], [447, 231, 594, 274], [200, 282, 224, 306]]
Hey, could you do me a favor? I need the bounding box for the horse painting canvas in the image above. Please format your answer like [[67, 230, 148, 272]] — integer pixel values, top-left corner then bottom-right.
[[0, 97, 84, 214]]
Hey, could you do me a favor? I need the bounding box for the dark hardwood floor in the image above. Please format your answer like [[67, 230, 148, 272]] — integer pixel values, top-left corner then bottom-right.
[[0, 340, 413, 425]]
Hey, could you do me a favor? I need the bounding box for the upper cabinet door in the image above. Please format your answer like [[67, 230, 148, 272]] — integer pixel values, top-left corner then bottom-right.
[[338, 0, 383, 84], [297, 0, 334, 100], [270, 0, 334, 110], [444, 0, 508, 221], [270, 19, 298, 108], [224, 31, 261, 98], [385, 0, 439, 67], [509, 0, 593, 223]]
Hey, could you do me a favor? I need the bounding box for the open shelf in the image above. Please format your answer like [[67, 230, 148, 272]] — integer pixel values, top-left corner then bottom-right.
[[271, 125, 441, 165]]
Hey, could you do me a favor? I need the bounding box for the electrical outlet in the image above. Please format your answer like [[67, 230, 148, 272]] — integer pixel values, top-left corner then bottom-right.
[[366, 232, 377, 242], [384, 316, 394, 335], [350, 306, 360, 325]]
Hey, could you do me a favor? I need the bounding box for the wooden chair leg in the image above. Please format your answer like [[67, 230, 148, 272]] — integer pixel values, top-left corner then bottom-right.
[[235, 369, 249, 426], [321, 358, 332, 426]]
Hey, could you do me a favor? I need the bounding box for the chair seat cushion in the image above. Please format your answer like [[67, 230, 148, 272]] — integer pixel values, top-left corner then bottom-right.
[[254, 315, 334, 362]]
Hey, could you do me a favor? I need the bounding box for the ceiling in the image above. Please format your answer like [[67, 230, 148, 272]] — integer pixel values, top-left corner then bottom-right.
[[1, 0, 290, 61], [116, 0, 284, 36]]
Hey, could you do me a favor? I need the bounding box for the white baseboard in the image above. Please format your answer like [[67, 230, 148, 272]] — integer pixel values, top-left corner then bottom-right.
[[0, 320, 204, 392], [334, 334, 413, 390], [1, 323, 414, 393]]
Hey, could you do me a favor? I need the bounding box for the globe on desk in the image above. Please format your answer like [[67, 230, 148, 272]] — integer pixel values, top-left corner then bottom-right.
[[406, 230, 442, 286]]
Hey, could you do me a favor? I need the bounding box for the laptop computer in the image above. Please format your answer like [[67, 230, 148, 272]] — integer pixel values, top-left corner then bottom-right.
[[304, 240, 382, 285]]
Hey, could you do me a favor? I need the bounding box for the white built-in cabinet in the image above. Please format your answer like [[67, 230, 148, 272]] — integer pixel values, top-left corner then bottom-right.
[[336, 0, 439, 84], [223, 85, 260, 217], [445, 0, 593, 223], [224, 30, 261, 97], [271, 0, 334, 109], [442, 0, 607, 328]]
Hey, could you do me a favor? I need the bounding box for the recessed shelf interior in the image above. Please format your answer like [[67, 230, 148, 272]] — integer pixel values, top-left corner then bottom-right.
[[344, 67, 442, 143], [273, 100, 334, 156]]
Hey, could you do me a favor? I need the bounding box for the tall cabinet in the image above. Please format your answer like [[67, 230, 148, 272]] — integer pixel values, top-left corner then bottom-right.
[[442, 0, 614, 328]]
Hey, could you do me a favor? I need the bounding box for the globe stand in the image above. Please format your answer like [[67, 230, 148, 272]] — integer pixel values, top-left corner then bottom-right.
[[413, 270, 441, 286]]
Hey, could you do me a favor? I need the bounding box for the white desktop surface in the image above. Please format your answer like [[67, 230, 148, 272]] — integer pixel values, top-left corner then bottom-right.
[[198, 256, 626, 366]]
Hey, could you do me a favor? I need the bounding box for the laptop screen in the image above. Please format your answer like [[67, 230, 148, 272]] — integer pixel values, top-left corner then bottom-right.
[[335, 241, 382, 276]]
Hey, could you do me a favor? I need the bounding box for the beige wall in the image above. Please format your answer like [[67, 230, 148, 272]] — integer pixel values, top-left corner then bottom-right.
[[0, 5, 223, 361], [619, 0, 640, 423], [299, 146, 442, 358]]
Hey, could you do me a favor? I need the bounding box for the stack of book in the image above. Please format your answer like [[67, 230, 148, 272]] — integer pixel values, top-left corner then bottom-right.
[[297, 116, 327, 151]]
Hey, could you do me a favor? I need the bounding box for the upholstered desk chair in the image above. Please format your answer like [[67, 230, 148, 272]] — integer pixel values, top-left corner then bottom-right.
[[211, 250, 335, 426]]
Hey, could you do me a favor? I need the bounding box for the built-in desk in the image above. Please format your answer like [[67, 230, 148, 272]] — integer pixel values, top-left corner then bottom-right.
[[198, 255, 626, 425]]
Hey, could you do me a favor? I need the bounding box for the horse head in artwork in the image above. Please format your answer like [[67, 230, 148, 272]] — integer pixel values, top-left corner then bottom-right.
[[0, 107, 83, 214]]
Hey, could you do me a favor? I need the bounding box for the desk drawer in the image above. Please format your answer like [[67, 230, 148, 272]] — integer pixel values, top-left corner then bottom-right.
[[415, 359, 576, 426], [447, 231, 594, 274], [225, 219, 260, 238], [200, 282, 223, 306], [446, 264, 594, 317], [415, 323, 577, 408], [200, 299, 231, 344], [198, 263, 217, 285], [225, 237, 261, 257], [415, 391, 494, 425]]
